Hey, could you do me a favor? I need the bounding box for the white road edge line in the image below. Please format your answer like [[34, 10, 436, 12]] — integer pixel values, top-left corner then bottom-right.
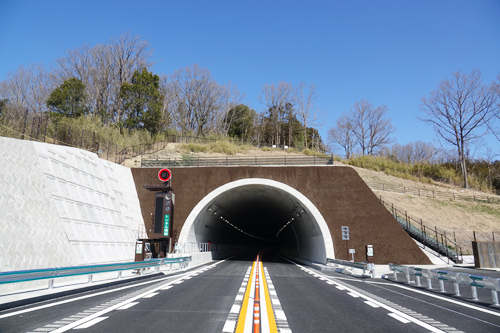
[[73, 316, 108, 329], [116, 302, 138, 310], [366, 280, 500, 317], [49, 262, 226, 333], [222, 319, 236, 332], [0, 261, 225, 320], [388, 313, 411, 324], [287, 259, 447, 333]]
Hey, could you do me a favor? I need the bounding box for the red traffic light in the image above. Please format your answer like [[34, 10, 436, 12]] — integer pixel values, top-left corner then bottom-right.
[[158, 168, 172, 182]]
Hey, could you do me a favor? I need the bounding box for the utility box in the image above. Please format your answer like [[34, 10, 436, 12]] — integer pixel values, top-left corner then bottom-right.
[[154, 191, 174, 237]]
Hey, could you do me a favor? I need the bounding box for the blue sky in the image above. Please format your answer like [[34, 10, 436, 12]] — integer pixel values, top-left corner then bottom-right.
[[1, 1, 499, 156]]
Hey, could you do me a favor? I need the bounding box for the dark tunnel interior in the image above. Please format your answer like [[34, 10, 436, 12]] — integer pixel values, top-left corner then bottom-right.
[[180, 183, 330, 263]]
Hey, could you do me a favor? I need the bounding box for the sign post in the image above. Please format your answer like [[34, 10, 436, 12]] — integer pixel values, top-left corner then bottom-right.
[[349, 248, 355, 262]]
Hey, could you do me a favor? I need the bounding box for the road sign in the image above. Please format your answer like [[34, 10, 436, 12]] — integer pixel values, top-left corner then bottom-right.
[[158, 168, 172, 182], [341, 226, 350, 240]]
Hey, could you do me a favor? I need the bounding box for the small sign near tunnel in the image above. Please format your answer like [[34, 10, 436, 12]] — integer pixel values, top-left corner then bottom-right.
[[158, 168, 172, 182]]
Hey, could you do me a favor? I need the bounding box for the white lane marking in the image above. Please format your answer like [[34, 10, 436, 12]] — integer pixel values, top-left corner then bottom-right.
[[161, 285, 173, 290], [117, 302, 139, 310], [49, 263, 227, 333], [275, 310, 287, 321], [365, 301, 380, 308], [270, 290, 277, 296], [366, 281, 500, 317], [271, 298, 280, 306], [239, 287, 246, 293], [388, 313, 411, 324], [222, 320, 236, 332], [142, 292, 158, 298], [347, 292, 360, 298], [172, 280, 184, 284], [244, 262, 258, 333], [73, 316, 108, 329], [292, 262, 447, 333], [259, 262, 271, 333], [230, 304, 241, 313], [335, 285, 345, 289], [0, 269, 194, 320], [235, 294, 243, 301]]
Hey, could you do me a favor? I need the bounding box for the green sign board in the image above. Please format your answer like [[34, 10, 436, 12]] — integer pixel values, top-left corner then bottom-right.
[[163, 214, 170, 237]]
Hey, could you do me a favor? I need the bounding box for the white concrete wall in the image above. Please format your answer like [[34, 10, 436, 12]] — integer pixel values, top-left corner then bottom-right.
[[0, 137, 144, 274]]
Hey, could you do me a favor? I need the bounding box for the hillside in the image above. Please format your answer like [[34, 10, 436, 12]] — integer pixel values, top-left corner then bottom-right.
[[125, 143, 500, 254]]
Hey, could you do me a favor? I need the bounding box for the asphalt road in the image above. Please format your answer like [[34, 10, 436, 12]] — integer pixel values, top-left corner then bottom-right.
[[1, 251, 500, 332]]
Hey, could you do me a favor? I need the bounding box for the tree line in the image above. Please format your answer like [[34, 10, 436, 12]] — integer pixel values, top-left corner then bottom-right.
[[328, 69, 500, 191], [0, 33, 325, 151]]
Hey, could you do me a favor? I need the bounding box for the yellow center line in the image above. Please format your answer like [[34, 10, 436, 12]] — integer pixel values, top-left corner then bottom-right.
[[260, 261, 278, 333], [235, 261, 256, 333]]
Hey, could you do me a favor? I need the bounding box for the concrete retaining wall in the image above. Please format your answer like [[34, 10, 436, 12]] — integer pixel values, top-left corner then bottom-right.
[[0, 137, 144, 276]]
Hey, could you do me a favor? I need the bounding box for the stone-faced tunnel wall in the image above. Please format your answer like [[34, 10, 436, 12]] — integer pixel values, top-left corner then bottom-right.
[[131, 166, 431, 265]]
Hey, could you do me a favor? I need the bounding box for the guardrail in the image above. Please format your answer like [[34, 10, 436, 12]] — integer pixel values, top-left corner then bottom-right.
[[389, 264, 500, 306], [327, 258, 375, 278], [141, 155, 334, 168], [0, 257, 191, 291]]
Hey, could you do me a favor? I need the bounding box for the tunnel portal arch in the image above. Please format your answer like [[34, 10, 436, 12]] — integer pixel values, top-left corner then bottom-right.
[[178, 178, 335, 263]]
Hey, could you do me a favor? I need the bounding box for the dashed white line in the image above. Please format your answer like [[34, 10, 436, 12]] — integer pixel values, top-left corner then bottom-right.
[[388, 313, 411, 324], [73, 317, 108, 329], [116, 302, 138, 310], [222, 320, 236, 332], [364, 301, 380, 308], [142, 292, 158, 298]]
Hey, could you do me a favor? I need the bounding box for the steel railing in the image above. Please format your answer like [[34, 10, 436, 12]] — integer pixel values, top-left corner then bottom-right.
[[389, 263, 500, 306], [379, 197, 463, 264], [0, 257, 191, 290]]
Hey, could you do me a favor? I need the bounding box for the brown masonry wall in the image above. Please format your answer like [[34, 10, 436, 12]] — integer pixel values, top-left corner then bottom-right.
[[131, 166, 431, 265]]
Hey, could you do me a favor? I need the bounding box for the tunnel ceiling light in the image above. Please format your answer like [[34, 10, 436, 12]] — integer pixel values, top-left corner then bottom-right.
[[216, 214, 274, 242], [275, 217, 296, 238]]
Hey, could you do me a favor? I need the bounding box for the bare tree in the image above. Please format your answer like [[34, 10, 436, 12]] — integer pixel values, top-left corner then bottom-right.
[[386, 141, 438, 164], [259, 81, 295, 146], [421, 69, 499, 188], [167, 64, 241, 136], [0, 63, 54, 128], [328, 114, 356, 159], [349, 99, 394, 155], [296, 82, 317, 148]]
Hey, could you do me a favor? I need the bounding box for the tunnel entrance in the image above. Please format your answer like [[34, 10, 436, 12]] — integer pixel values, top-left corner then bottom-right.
[[177, 178, 335, 264]]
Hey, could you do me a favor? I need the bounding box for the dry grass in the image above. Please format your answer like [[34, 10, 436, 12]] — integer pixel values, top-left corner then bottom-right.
[[351, 165, 500, 254]]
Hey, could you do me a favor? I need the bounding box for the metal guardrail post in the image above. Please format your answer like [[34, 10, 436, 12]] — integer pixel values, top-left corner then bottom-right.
[[48, 279, 54, 289], [437, 271, 447, 292], [414, 268, 422, 287], [492, 290, 500, 306]]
